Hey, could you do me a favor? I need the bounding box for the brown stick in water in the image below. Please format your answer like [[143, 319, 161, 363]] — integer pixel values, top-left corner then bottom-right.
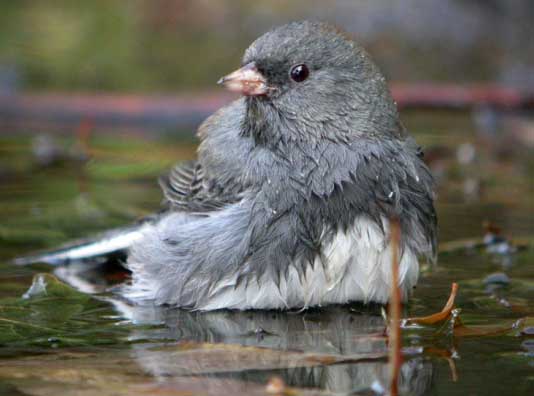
[[388, 218, 402, 396]]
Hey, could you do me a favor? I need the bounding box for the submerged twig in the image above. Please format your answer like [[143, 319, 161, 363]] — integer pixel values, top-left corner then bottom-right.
[[424, 347, 459, 382], [0, 317, 61, 333], [452, 317, 526, 338], [388, 218, 402, 396], [76, 118, 93, 158]]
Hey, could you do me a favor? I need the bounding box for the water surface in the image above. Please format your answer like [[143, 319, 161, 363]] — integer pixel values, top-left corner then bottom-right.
[[0, 111, 532, 395]]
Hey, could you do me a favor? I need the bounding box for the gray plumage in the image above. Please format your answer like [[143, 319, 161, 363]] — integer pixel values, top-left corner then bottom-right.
[[127, 21, 437, 309], [18, 21, 437, 310]]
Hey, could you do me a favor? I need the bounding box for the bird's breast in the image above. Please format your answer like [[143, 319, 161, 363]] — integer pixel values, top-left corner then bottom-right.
[[198, 216, 419, 310]]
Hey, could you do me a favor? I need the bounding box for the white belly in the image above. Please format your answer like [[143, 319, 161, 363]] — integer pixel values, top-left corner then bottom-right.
[[198, 216, 419, 310]]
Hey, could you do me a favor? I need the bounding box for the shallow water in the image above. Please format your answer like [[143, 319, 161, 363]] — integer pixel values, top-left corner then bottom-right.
[[0, 110, 533, 395]]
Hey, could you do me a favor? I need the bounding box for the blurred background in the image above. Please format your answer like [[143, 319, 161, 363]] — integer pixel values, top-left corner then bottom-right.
[[0, 0, 533, 143], [1, 0, 534, 93]]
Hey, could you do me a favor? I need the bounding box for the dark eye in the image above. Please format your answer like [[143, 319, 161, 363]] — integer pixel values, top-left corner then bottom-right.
[[290, 64, 309, 82]]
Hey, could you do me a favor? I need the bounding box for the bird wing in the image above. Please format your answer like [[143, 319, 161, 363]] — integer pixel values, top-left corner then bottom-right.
[[159, 160, 244, 213]]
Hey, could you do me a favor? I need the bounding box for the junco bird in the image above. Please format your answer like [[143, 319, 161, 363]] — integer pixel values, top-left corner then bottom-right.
[[17, 21, 437, 310]]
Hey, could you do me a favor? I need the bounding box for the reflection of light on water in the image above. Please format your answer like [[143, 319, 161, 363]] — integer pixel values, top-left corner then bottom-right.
[[103, 295, 433, 394], [50, 262, 436, 395], [2, 106, 531, 395]]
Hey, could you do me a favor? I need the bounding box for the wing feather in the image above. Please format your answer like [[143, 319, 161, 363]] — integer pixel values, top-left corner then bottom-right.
[[159, 160, 243, 213]]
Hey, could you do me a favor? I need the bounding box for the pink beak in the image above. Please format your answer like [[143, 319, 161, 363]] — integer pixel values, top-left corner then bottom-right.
[[218, 62, 269, 96]]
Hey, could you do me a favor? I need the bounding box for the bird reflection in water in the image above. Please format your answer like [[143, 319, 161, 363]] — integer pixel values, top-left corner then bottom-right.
[[56, 261, 433, 395]]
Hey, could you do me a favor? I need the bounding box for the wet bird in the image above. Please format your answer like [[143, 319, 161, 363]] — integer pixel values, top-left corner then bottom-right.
[[16, 21, 437, 310]]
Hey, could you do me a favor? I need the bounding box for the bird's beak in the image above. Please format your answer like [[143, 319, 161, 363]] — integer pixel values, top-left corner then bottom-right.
[[217, 62, 269, 96]]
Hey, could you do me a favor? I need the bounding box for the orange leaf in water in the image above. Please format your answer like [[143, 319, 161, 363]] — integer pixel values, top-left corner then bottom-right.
[[405, 283, 459, 326]]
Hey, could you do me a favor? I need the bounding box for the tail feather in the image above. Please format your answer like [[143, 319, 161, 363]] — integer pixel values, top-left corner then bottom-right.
[[13, 224, 151, 266]]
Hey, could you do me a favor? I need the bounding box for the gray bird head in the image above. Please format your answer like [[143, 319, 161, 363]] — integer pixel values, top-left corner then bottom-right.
[[219, 21, 402, 144]]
